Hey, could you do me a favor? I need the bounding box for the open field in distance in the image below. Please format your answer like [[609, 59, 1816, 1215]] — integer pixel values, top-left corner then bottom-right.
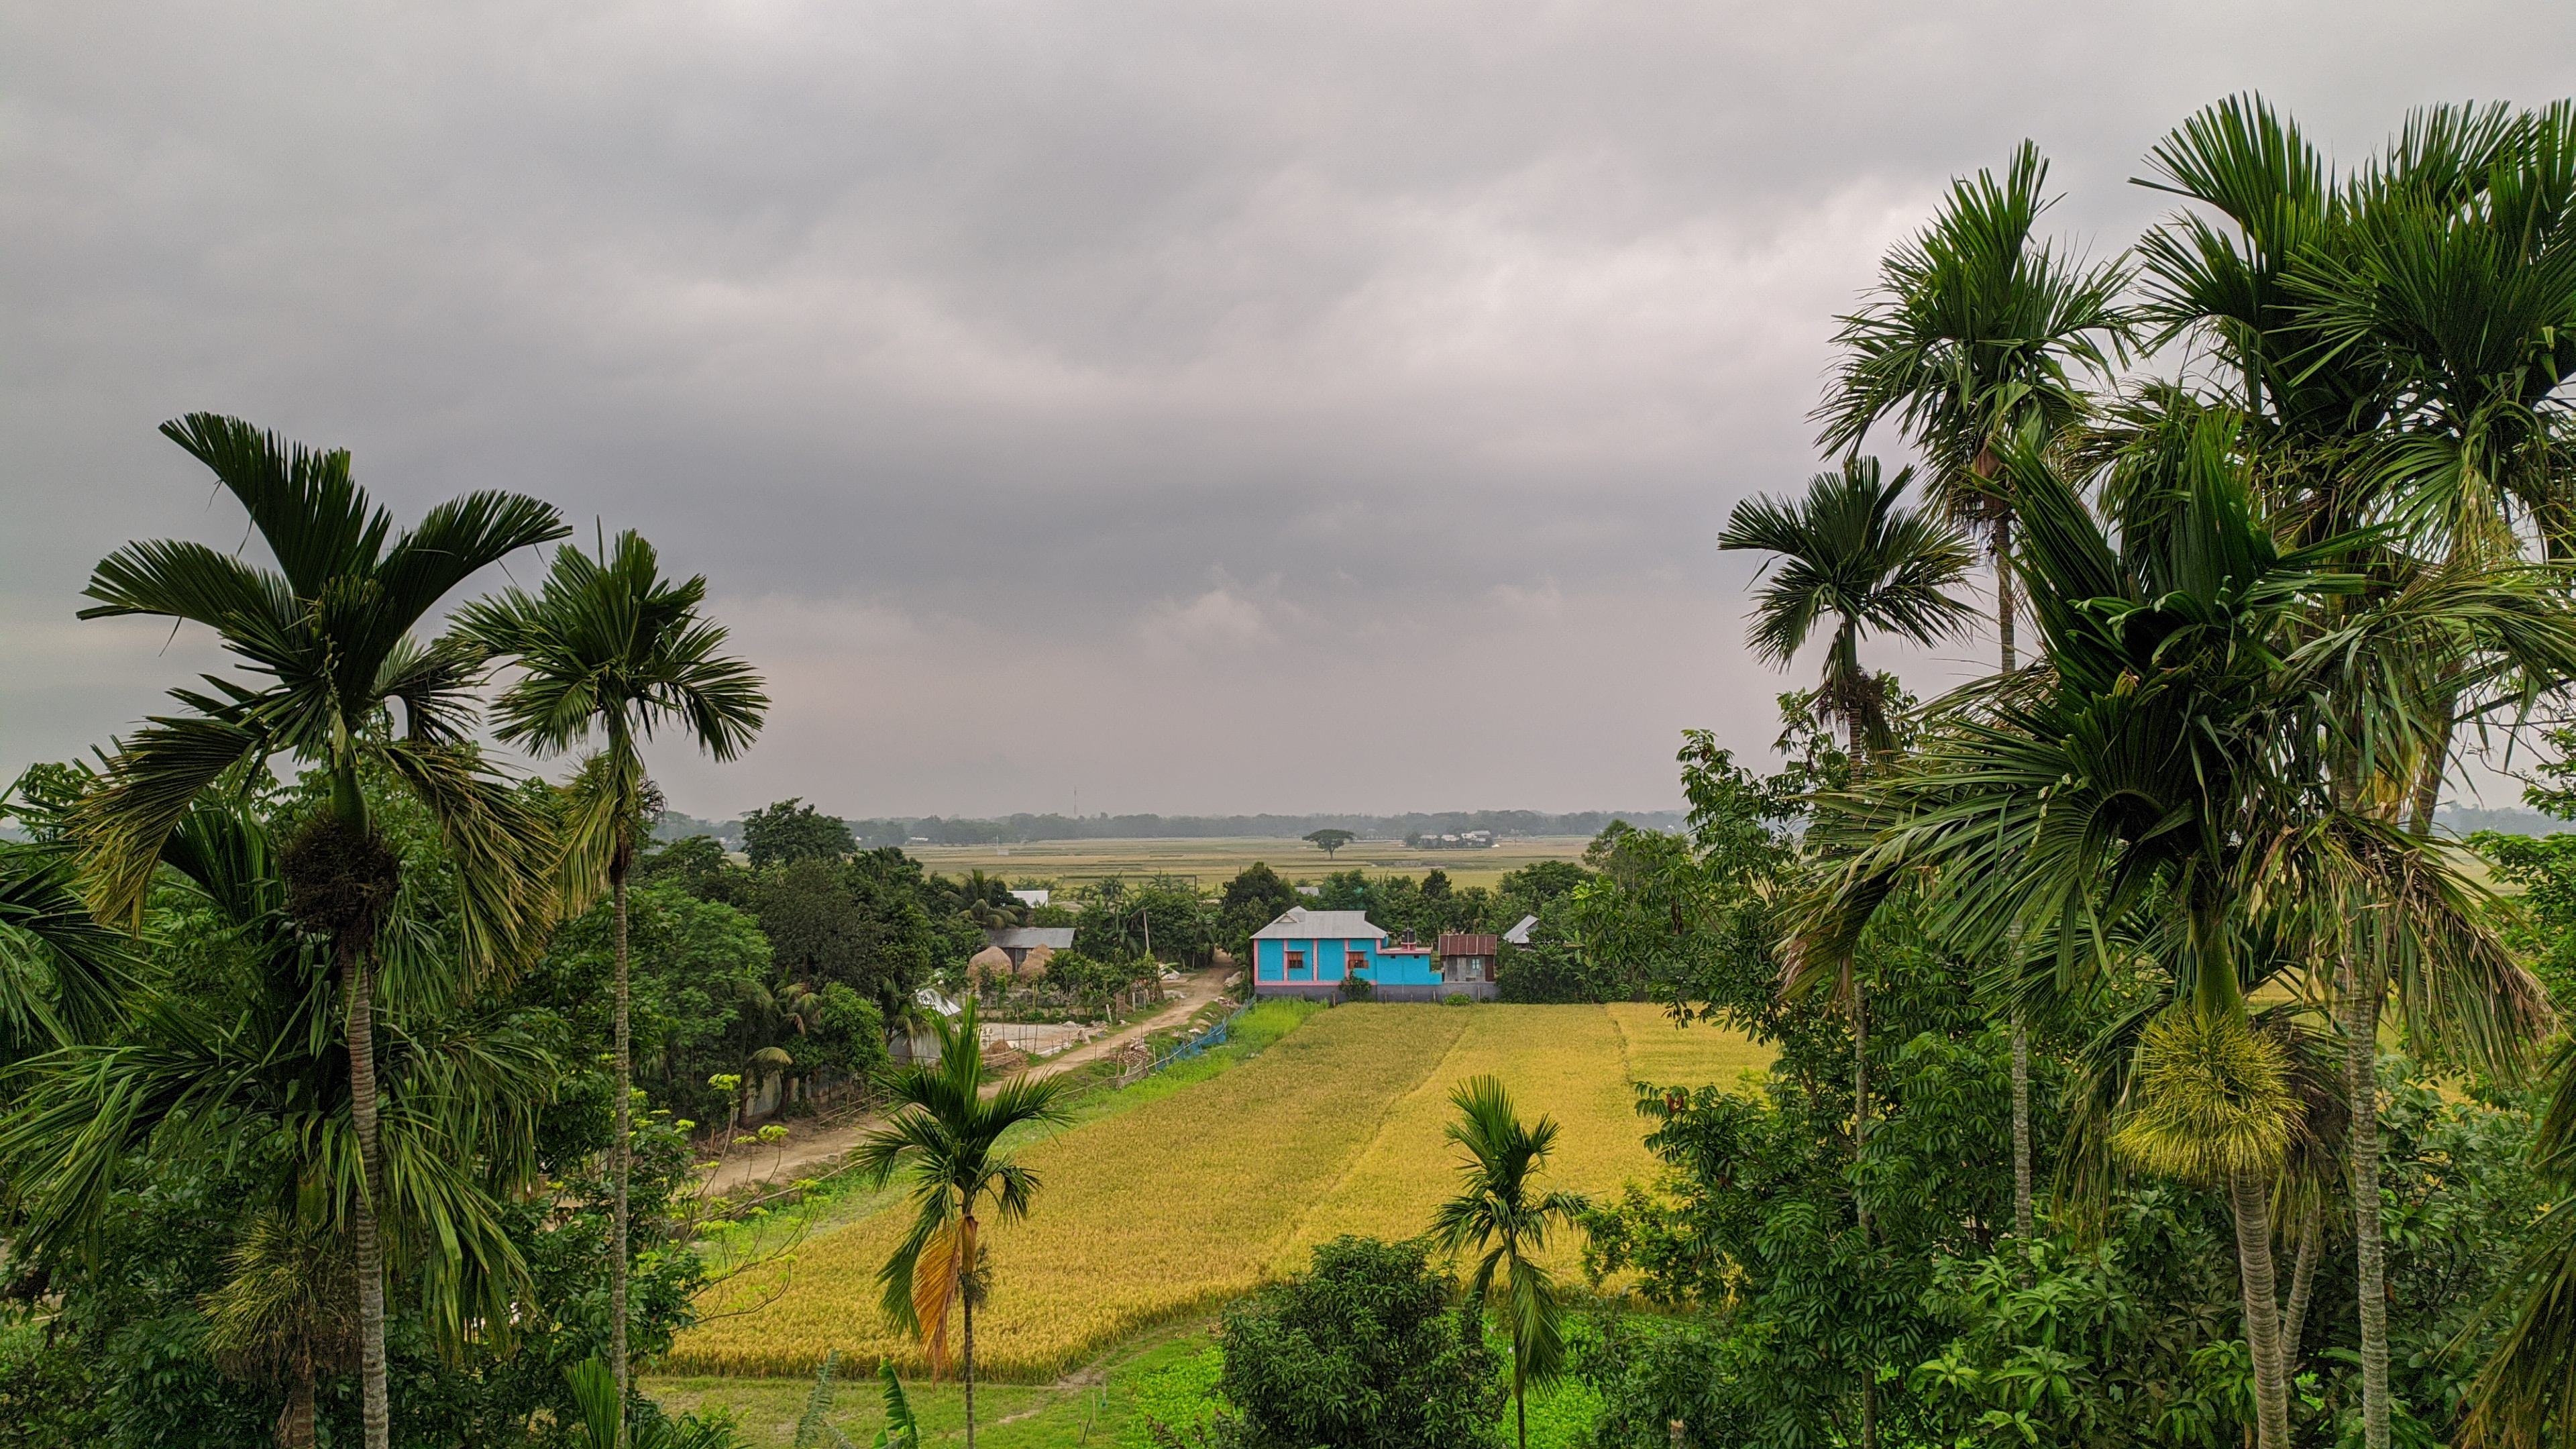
[[670, 1001, 1772, 1381], [902, 834, 1599, 890]]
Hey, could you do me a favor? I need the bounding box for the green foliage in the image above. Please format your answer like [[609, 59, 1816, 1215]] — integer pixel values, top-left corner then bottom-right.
[[531, 880, 778, 1126], [816, 985, 892, 1079], [1075, 876, 1217, 965], [743, 799, 858, 868], [1215, 1235, 1505, 1449], [1302, 829, 1356, 857]]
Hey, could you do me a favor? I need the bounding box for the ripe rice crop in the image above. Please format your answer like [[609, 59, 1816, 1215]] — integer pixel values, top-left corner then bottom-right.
[[668, 1003, 1769, 1381], [1269, 1005, 1664, 1276], [1607, 1002, 1776, 1093]]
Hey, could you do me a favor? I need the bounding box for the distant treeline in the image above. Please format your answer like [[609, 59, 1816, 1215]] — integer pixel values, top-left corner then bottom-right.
[[653, 808, 1688, 848], [2434, 804, 2562, 839]]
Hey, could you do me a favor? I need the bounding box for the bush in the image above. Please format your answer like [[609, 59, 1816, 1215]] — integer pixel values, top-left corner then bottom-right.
[[1339, 977, 1375, 1003], [1444, 994, 1474, 1007], [1216, 1235, 1503, 1449]]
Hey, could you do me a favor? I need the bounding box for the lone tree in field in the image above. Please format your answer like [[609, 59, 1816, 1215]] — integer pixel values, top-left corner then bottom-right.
[[855, 999, 1071, 1449], [1303, 828, 1355, 858], [461, 528, 768, 1444], [1432, 1075, 1588, 1449]]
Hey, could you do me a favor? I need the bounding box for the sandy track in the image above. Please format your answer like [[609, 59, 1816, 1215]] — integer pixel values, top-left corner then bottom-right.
[[695, 969, 1236, 1200]]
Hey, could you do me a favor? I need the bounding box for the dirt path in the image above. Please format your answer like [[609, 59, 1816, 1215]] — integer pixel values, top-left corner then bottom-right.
[[695, 969, 1237, 1200]]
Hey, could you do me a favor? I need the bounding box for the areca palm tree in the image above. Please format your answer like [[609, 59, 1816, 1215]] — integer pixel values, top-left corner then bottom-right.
[[460, 529, 767, 1438], [68, 413, 564, 1449], [2133, 96, 2576, 1449], [1815, 140, 2132, 1248], [0, 798, 555, 1449], [1430, 1075, 1587, 1449], [1720, 454, 1972, 1242], [1797, 421, 2560, 1449], [853, 999, 1071, 1449]]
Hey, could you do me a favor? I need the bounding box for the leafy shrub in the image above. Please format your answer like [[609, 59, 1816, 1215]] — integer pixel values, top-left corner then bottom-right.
[[1216, 1235, 1503, 1449], [1444, 994, 1473, 1007]]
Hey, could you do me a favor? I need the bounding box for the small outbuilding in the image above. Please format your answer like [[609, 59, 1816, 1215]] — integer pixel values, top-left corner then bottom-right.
[[1250, 908, 1499, 1002]]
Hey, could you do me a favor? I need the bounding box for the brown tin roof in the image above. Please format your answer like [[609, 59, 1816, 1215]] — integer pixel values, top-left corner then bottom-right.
[[1436, 932, 1499, 957]]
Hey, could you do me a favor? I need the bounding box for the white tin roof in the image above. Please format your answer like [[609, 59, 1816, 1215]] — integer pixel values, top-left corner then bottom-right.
[[987, 927, 1078, 949], [1503, 914, 1539, 945], [1251, 908, 1387, 941]]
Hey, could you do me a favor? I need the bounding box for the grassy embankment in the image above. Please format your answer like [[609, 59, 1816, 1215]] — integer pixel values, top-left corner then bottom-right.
[[659, 1001, 1772, 1407]]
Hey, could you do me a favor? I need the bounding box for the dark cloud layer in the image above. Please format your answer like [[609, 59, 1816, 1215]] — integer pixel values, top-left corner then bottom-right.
[[6, 1, 2569, 818]]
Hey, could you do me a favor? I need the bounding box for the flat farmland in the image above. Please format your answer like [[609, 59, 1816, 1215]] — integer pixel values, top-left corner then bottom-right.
[[900, 835, 1596, 890], [669, 1002, 1772, 1381]]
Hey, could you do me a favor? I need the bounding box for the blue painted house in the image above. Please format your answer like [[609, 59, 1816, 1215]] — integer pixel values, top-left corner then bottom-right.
[[1250, 908, 1499, 1002]]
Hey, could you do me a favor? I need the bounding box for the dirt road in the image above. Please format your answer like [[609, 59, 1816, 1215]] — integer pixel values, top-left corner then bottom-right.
[[695, 969, 1238, 1200]]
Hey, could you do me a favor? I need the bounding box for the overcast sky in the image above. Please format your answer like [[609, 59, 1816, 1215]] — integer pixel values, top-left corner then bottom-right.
[[5, 2, 2571, 822]]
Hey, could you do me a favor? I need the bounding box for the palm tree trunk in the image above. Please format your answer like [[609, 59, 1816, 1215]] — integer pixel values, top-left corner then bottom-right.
[[2347, 979, 2390, 1449], [610, 857, 633, 1449], [1854, 974, 1875, 1449], [2282, 1193, 2323, 1360], [1996, 519, 2035, 1254], [1516, 1363, 1529, 1449], [280, 1358, 317, 1449], [347, 941, 391, 1449], [2230, 1168, 2293, 1449], [963, 1279, 978, 1449]]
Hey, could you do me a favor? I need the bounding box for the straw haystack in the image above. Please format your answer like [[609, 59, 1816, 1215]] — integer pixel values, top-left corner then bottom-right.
[[967, 945, 1013, 985], [1018, 943, 1055, 982]]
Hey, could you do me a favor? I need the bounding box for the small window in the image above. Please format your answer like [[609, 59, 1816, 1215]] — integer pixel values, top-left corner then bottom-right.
[[1347, 951, 1368, 974], [1287, 951, 1308, 979]]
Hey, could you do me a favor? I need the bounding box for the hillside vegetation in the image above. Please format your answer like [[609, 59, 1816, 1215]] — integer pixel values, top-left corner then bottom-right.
[[670, 1003, 1770, 1379]]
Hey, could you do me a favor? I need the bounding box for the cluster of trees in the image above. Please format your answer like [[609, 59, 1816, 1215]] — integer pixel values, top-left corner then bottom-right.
[[0, 418, 786, 1448], [1560, 95, 2576, 1449]]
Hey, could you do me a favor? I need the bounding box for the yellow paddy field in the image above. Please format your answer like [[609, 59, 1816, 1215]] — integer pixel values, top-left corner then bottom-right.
[[672, 1002, 1772, 1381]]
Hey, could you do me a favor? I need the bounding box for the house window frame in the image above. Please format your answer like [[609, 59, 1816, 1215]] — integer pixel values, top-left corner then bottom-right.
[[1285, 949, 1308, 979]]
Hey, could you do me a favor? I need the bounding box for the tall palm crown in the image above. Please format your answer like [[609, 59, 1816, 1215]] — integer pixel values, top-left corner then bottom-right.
[[2135, 95, 2576, 561], [73, 414, 564, 964], [1430, 1075, 1587, 1449], [460, 528, 767, 814], [1817, 140, 2131, 517], [855, 999, 1069, 1448], [1719, 456, 1976, 755]]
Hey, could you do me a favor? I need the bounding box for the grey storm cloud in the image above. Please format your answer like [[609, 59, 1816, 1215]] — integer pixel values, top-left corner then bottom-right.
[[5, 1, 2571, 818]]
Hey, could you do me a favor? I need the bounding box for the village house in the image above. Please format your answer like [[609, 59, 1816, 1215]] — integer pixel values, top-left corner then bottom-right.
[[1249, 907, 1501, 1002]]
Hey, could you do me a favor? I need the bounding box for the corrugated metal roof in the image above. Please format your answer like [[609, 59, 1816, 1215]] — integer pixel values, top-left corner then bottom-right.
[[1437, 933, 1500, 957], [1502, 914, 1538, 945], [1251, 908, 1387, 941], [986, 927, 1077, 949]]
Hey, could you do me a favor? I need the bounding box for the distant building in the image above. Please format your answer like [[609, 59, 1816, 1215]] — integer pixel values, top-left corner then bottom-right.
[[985, 926, 1076, 969], [1250, 908, 1498, 1002], [1010, 888, 1051, 908], [1437, 932, 1499, 987], [1296, 884, 1321, 897], [1502, 914, 1538, 946]]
